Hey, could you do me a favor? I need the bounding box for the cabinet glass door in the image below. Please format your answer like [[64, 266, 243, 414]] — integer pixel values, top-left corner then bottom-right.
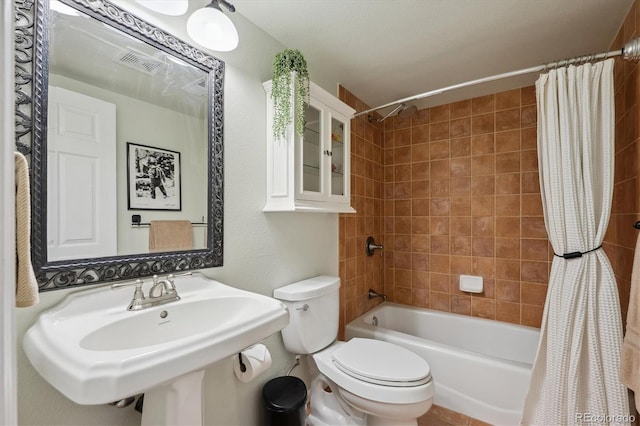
[[330, 116, 346, 197], [301, 104, 322, 195]]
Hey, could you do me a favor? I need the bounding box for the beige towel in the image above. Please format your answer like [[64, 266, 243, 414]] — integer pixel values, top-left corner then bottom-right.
[[622, 232, 640, 408], [149, 220, 193, 252], [14, 152, 39, 307]]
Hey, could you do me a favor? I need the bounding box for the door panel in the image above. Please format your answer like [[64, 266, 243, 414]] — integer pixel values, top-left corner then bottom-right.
[[47, 86, 117, 260]]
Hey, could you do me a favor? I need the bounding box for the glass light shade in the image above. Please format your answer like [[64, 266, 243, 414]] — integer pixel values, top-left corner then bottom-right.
[[187, 6, 239, 52], [134, 0, 188, 16]]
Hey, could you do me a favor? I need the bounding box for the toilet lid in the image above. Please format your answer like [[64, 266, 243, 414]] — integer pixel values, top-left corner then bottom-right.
[[332, 338, 431, 387]]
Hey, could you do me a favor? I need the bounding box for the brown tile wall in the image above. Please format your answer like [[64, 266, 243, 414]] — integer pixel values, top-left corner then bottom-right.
[[338, 86, 385, 339], [338, 1, 638, 331], [606, 0, 640, 325], [381, 88, 549, 327]]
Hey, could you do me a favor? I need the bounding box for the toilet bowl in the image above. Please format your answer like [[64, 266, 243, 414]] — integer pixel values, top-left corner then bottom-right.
[[312, 339, 434, 425], [274, 276, 434, 426]]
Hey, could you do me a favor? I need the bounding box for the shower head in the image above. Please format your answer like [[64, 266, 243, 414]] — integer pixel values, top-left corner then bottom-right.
[[368, 103, 418, 122], [397, 104, 418, 118]]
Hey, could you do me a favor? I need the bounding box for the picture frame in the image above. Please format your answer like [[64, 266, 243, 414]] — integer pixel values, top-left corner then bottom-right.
[[127, 142, 182, 211]]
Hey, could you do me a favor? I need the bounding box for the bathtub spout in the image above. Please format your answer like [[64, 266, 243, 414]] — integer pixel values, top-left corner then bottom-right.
[[368, 289, 387, 301]]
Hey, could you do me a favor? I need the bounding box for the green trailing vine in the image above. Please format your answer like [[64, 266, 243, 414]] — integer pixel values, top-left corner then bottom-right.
[[272, 49, 310, 138]]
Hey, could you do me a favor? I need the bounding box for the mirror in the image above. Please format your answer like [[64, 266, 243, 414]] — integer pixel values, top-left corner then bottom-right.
[[14, 0, 224, 290]]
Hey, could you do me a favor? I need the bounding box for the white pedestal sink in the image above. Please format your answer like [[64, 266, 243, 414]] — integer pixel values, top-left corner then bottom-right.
[[23, 273, 289, 425]]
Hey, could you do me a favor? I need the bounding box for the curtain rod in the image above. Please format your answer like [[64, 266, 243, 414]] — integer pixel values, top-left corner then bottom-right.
[[354, 36, 640, 119]]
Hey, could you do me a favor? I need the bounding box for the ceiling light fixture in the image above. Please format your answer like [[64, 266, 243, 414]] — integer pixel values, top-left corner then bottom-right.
[[187, 0, 239, 52], [134, 0, 189, 16]]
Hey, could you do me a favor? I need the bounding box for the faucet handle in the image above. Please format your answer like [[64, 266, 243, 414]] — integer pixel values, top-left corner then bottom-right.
[[111, 279, 144, 291], [166, 272, 191, 288], [111, 279, 146, 310], [168, 272, 192, 279], [365, 236, 384, 257]]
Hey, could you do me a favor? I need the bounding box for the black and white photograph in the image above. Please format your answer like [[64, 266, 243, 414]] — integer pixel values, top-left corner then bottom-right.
[[127, 142, 181, 211]]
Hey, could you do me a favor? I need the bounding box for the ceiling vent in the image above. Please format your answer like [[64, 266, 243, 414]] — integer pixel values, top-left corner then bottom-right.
[[182, 76, 208, 97], [113, 48, 165, 75]]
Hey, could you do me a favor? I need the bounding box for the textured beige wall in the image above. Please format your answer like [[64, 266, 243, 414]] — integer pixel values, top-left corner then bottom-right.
[[15, 3, 341, 425]]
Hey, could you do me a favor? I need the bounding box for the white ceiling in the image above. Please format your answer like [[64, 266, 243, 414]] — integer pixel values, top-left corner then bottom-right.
[[233, 0, 634, 113]]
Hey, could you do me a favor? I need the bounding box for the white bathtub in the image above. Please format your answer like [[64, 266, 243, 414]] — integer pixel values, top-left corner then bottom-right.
[[345, 303, 540, 425]]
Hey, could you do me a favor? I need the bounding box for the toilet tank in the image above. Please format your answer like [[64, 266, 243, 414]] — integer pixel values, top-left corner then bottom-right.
[[273, 276, 340, 354]]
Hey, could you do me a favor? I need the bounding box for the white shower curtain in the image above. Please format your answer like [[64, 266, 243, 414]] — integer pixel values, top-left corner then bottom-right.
[[522, 59, 630, 424]]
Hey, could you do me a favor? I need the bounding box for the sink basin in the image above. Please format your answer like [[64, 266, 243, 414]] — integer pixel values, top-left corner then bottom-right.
[[80, 297, 263, 351], [23, 273, 289, 406]]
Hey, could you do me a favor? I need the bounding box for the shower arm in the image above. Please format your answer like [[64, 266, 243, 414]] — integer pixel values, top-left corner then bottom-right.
[[369, 104, 404, 122]]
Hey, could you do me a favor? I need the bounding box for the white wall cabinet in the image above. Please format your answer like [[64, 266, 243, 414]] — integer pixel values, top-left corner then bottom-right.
[[263, 80, 356, 213]]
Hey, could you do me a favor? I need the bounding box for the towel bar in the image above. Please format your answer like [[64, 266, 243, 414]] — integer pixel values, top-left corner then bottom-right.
[[131, 215, 207, 227], [131, 222, 207, 227]]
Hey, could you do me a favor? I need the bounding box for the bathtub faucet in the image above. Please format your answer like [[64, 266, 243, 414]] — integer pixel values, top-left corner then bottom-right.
[[365, 236, 383, 256], [368, 289, 387, 302]]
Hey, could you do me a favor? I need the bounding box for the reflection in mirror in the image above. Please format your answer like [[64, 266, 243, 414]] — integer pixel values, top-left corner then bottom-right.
[[48, 3, 208, 260], [14, 0, 224, 290]]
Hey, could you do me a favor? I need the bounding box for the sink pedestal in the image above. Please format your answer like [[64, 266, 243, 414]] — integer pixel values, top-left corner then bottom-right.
[[141, 370, 205, 426]]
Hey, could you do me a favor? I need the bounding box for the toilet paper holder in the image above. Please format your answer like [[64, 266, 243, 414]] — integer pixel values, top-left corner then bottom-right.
[[234, 343, 272, 383], [238, 353, 247, 372]]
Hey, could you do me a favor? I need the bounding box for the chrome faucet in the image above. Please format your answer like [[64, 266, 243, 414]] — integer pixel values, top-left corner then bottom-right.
[[112, 272, 190, 311], [149, 274, 178, 298], [368, 289, 387, 301], [365, 236, 384, 256]]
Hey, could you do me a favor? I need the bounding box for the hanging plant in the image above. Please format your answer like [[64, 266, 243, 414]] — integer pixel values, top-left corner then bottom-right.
[[271, 49, 310, 138]]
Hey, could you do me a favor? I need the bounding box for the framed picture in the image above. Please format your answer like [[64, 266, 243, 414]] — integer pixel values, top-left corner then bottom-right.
[[127, 142, 182, 211]]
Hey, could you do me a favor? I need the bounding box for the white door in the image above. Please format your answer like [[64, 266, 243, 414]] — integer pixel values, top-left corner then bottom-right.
[[47, 86, 117, 261]]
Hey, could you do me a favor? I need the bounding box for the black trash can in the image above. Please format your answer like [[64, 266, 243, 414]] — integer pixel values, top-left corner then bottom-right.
[[262, 376, 307, 426]]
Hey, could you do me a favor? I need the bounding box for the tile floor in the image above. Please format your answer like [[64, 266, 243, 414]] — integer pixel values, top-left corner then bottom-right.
[[418, 404, 640, 426], [418, 404, 492, 426]]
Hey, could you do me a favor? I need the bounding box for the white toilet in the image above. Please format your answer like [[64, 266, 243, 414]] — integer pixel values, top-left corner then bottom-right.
[[274, 276, 434, 426]]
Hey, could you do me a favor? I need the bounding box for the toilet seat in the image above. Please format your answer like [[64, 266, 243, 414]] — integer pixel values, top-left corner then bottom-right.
[[332, 338, 431, 387], [312, 340, 434, 405]]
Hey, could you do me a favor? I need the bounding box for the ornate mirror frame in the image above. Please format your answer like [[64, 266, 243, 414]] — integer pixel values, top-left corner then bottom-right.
[[15, 0, 224, 291]]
